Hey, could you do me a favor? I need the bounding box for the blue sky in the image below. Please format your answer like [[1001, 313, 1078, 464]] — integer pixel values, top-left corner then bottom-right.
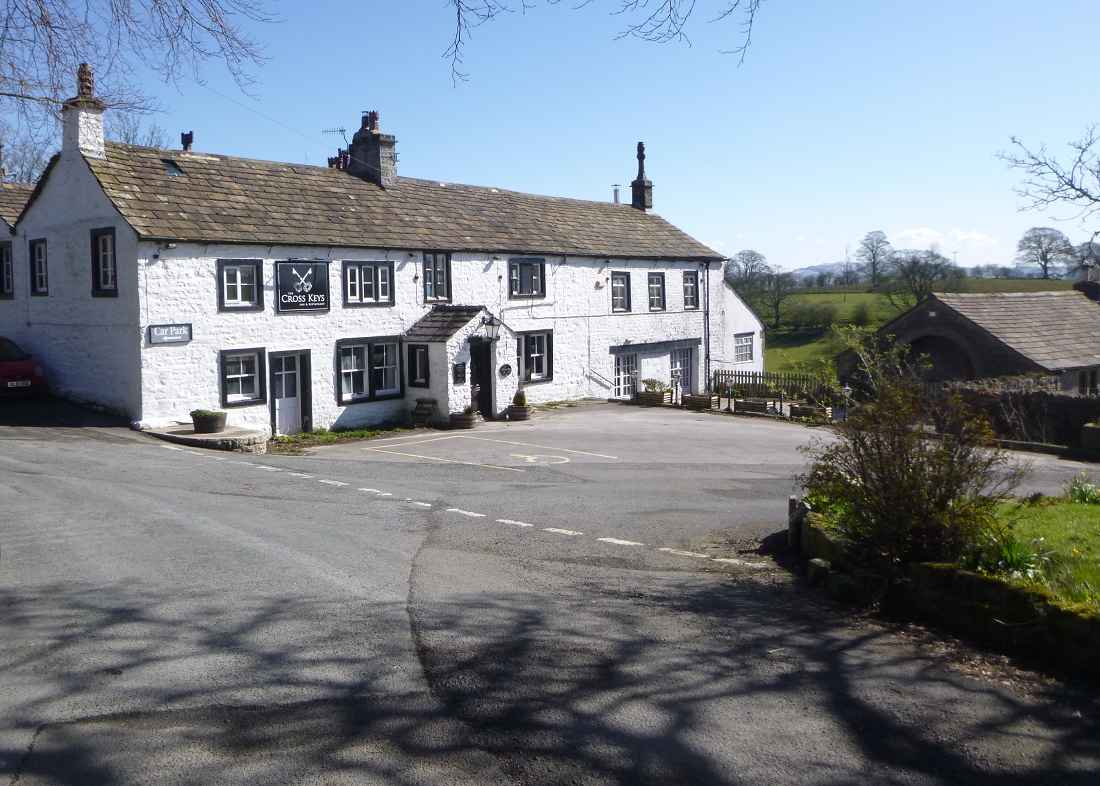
[[129, 0, 1098, 270]]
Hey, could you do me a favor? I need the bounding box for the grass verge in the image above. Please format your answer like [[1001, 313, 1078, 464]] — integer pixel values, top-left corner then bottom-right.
[[269, 424, 413, 454]]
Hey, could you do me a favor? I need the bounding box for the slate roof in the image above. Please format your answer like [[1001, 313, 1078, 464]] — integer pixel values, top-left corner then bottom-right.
[[0, 183, 33, 230], [935, 291, 1100, 370], [404, 305, 485, 342], [79, 142, 722, 260]]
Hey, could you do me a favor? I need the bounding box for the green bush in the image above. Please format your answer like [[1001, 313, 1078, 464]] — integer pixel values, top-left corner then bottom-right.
[[1066, 472, 1100, 504], [189, 409, 222, 418], [851, 301, 872, 327], [512, 389, 528, 407], [641, 378, 668, 393], [802, 336, 1023, 577], [787, 301, 838, 330]]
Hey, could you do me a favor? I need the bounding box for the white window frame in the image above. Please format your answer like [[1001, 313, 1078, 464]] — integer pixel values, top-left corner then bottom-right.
[[424, 252, 450, 301], [614, 353, 638, 399], [683, 270, 699, 310], [223, 352, 260, 403], [611, 271, 630, 312], [31, 240, 48, 295], [0, 243, 12, 297], [734, 333, 754, 364], [222, 264, 258, 308], [371, 342, 400, 396], [517, 332, 552, 382], [409, 344, 429, 387], [648, 272, 665, 311], [340, 344, 368, 401], [98, 234, 116, 290], [345, 262, 394, 306]]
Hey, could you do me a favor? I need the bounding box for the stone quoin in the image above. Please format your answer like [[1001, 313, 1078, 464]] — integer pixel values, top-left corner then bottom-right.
[[0, 65, 763, 436]]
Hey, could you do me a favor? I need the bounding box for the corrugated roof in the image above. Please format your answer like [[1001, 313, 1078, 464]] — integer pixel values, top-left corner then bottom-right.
[[0, 183, 33, 230], [80, 143, 723, 260], [405, 305, 485, 342], [936, 291, 1100, 370]]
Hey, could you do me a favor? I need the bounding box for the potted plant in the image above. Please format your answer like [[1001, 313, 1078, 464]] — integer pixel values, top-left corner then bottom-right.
[[638, 379, 669, 406], [190, 408, 227, 434], [509, 389, 531, 421], [450, 405, 478, 429], [683, 392, 719, 411]]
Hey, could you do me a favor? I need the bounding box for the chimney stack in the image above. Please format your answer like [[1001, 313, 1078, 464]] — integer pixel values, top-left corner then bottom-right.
[[347, 110, 397, 187], [61, 63, 106, 160], [630, 141, 652, 211], [181, 131, 194, 152], [1074, 279, 1100, 303]]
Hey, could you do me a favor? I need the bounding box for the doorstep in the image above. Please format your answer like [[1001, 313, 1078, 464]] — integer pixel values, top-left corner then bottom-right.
[[143, 424, 268, 454]]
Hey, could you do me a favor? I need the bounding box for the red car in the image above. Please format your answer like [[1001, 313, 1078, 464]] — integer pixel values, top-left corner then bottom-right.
[[0, 337, 48, 397]]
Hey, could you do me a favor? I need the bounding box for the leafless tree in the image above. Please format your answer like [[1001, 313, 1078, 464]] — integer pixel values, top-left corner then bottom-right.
[[836, 261, 862, 287], [445, 0, 765, 80], [885, 249, 958, 311], [0, 119, 50, 182], [855, 230, 893, 288], [759, 271, 796, 329], [1015, 227, 1076, 279], [1001, 127, 1100, 223], [107, 114, 169, 149], [724, 249, 771, 294]]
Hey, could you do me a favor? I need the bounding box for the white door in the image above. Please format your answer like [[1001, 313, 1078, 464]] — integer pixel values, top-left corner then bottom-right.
[[273, 354, 302, 435], [671, 347, 693, 394], [614, 353, 638, 399]]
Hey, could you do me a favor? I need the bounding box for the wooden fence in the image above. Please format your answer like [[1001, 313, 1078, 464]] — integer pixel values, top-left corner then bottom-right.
[[712, 369, 835, 404]]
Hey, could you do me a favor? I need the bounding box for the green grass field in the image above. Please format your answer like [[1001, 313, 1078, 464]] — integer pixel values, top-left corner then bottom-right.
[[764, 279, 1075, 373]]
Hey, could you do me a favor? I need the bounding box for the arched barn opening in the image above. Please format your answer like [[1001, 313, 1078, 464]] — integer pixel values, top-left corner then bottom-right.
[[907, 335, 976, 381]]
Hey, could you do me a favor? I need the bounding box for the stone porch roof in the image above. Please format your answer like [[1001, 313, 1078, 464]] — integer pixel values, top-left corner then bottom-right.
[[76, 142, 723, 260], [404, 305, 486, 342]]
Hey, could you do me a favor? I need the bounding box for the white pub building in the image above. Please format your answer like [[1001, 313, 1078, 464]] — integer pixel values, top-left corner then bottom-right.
[[0, 66, 763, 436]]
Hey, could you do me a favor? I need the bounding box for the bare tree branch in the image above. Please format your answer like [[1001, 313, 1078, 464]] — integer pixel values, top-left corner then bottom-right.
[[1000, 127, 1100, 223]]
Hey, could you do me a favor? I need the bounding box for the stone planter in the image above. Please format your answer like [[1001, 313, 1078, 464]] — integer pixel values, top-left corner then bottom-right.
[[683, 394, 718, 411], [1081, 423, 1100, 454], [449, 411, 477, 429], [637, 391, 668, 407], [190, 410, 227, 434], [790, 403, 829, 420], [509, 405, 531, 421], [735, 398, 769, 415]]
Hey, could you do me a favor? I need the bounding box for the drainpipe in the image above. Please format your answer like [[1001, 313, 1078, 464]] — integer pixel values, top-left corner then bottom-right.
[[703, 260, 712, 392]]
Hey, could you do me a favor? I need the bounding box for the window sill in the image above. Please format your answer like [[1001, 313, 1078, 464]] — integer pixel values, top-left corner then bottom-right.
[[508, 294, 546, 300], [611, 308, 631, 314], [219, 304, 264, 313], [30, 292, 49, 297], [521, 377, 553, 385], [344, 300, 395, 308], [222, 397, 266, 409], [92, 290, 119, 298], [339, 391, 404, 406], [648, 308, 666, 313], [408, 381, 430, 389]]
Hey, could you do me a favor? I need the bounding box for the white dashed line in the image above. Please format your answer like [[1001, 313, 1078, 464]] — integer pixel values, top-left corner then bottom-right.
[[288, 472, 313, 478], [497, 518, 534, 528], [543, 527, 583, 536], [597, 537, 645, 547], [358, 488, 392, 496], [446, 508, 486, 518], [253, 465, 282, 472], [318, 479, 349, 487], [711, 557, 769, 569], [657, 548, 711, 559], [405, 500, 432, 508], [160, 445, 183, 451]]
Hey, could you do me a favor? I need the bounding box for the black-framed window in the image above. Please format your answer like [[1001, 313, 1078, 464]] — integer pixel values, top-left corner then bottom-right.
[[0, 243, 12, 299], [219, 348, 267, 407], [336, 336, 404, 405], [509, 257, 545, 298], [343, 261, 394, 307], [91, 227, 118, 297], [217, 259, 264, 311], [29, 239, 48, 296], [516, 331, 553, 383], [423, 252, 451, 302], [408, 344, 430, 388], [683, 270, 699, 310], [611, 271, 630, 312], [647, 272, 665, 311]]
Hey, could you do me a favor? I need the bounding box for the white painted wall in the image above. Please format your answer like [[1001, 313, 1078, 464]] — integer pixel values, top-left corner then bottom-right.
[[0, 152, 141, 416], [132, 247, 762, 434]]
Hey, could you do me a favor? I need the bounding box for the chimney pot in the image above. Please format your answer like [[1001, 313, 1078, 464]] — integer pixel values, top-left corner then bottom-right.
[[62, 63, 106, 159], [181, 131, 194, 151], [630, 141, 652, 211], [1074, 280, 1100, 302]]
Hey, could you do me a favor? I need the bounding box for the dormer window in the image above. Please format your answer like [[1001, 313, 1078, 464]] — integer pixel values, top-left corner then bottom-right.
[[162, 159, 185, 177]]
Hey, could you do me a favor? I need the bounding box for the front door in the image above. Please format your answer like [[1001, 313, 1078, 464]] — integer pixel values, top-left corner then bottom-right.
[[270, 351, 312, 435], [469, 339, 494, 418], [671, 347, 693, 396]]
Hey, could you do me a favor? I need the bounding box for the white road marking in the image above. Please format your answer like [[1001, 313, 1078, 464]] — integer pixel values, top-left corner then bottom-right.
[[461, 435, 618, 460], [318, 479, 349, 487], [288, 472, 313, 478], [364, 447, 525, 473], [446, 508, 486, 518], [510, 453, 570, 465], [497, 518, 534, 528], [359, 488, 393, 496], [160, 445, 183, 451], [367, 435, 462, 449], [185, 451, 206, 456], [543, 527, 583, 536], [405, 499, 432, 508], [657, 548, 711, 559], [253, 465, 282, 472], [711, 557, 769, 569], [597, 537, 645, 546]]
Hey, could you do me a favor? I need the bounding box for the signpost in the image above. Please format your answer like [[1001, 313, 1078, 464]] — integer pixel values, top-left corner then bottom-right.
[[148, 323, 192, 345], [275, 261, 330, 313]]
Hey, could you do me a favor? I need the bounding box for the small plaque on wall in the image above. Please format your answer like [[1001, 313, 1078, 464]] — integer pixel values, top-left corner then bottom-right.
[[453, 362, 467, 385], [148, 323, 192, 345]]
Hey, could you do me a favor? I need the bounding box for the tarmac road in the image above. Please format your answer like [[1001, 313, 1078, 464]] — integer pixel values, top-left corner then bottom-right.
[[1, 400, 1097, 784]]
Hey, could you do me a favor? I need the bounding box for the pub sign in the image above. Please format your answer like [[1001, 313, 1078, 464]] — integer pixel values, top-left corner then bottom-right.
[[276, 261, 330, 313]]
